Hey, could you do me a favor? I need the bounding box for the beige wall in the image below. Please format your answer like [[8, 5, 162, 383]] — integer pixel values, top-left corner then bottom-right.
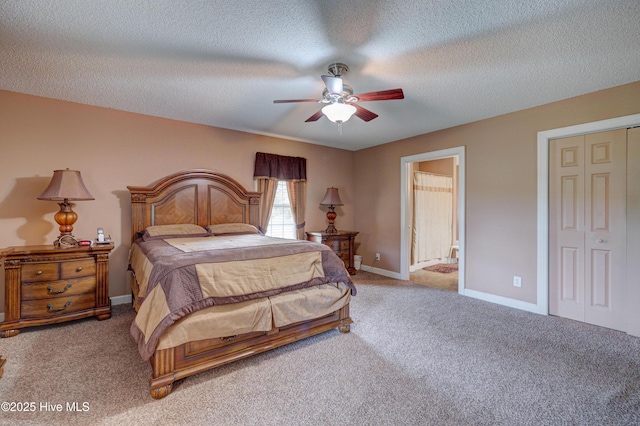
[[2, 80, 639, 318], [418, 158, 454, 176], [353, 81, 640, 304], [0, 91, 355, 308]]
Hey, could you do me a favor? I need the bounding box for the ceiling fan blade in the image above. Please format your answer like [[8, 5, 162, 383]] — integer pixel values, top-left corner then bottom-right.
[[321, 75, 343, 94], [273, 99, 319, 103], [352, 104, 379, 122], [354, 88, 404, 102], [305, 110, 325, 122]]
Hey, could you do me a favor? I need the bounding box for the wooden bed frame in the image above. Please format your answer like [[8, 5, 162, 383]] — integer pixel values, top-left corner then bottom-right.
[[128, 169, 352, 399]]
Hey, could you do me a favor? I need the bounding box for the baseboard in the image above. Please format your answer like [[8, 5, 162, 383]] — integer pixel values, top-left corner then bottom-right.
[[409, 259, 454, 272], [462, 288, 540, 314], [358, 264, 403, 280], [111, 294, 132, 306]]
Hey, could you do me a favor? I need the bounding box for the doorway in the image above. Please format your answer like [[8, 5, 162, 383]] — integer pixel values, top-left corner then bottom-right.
[[400, 147, 465, 293]]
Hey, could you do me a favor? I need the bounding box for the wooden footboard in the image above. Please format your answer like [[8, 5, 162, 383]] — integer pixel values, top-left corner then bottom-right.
[[149, 304, 352, 399]]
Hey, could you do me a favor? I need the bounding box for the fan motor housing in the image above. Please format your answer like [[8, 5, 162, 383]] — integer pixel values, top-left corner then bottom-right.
[[328, 63, 349, 77]]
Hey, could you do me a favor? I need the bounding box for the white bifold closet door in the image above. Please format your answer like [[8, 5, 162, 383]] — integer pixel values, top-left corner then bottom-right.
[[549, 129, 627, 331]]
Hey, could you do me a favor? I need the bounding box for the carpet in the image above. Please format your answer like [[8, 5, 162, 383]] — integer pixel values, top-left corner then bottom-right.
[[423, 263, 458, 273], [1, 271, 638, 425]]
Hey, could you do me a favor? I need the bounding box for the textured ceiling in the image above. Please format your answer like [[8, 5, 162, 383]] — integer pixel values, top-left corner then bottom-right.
[[1, 0, 639, 151]]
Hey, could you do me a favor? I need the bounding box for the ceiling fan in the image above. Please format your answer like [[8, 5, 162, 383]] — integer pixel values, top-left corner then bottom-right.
[[273, 63, 404, 124]]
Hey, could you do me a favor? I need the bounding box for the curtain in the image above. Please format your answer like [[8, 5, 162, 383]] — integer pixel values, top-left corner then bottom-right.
[[254, 152, 307, 238], [286, 181, 306, 239], [255, 178, 279, 233], [412, 172, 453, 264]]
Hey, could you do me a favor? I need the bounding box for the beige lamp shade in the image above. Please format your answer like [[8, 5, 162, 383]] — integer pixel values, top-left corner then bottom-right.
[[38, 169, 94, 201], [320, 187, 343, 207]]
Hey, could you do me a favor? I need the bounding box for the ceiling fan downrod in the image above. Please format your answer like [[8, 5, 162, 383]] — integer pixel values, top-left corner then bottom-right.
[[328, 63, 349, 77]]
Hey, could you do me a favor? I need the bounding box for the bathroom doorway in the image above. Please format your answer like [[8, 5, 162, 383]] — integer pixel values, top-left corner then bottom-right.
[[400, 147, 465, 293]]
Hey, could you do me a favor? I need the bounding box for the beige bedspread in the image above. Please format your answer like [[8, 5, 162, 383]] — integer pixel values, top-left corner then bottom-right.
[[156, 282, 352, 350], [129, 234, 355, 360]]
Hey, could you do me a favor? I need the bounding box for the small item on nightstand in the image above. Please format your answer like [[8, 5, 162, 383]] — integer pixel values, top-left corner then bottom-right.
[[78, 240, 93, 247], [95, 227, 112, 244]]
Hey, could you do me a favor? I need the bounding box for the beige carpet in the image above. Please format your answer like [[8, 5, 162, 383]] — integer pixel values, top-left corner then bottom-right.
[[1, 271, 638, 425]]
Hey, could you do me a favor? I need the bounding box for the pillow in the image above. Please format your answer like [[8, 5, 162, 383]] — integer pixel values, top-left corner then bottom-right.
[[142, 224, 209, 241], [207, 223, 262, 236]]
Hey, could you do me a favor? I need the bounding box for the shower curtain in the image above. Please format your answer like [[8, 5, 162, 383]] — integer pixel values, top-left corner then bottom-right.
[[412, 172, 453, 265]]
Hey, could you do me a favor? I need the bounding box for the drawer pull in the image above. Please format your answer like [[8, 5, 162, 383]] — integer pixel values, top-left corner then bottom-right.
[[220, 335, 238, 342], [47, 284, 72, 294], [36, 271, 43, 275], [47, 301, 72, 312], [76, 266, 83, 272]]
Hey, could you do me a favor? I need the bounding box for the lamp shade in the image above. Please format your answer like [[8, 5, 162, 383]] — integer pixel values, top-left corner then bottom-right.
[[38, 169, 94, 201], [321, 103, 357, 123], [320, 187, 343, 206]]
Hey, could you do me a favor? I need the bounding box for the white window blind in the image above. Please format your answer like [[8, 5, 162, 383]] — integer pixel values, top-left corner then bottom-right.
[[266, 181, 296, 239]]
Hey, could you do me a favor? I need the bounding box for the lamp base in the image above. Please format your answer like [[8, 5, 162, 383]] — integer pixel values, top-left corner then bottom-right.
[[325, 208, 338, 234], [54, 233, 79, 248], [52, 200, 80, 247], [324, 224, 338, 234]]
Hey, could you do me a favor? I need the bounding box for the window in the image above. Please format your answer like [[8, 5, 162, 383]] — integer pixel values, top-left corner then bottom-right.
[[266, 181, 296, 239]]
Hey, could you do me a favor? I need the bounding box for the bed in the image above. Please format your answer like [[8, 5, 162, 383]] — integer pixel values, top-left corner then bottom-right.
[[127, 169, 355, 399]]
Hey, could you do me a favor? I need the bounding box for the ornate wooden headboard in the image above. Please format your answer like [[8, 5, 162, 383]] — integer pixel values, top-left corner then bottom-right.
[[127, 169, 261, 242]]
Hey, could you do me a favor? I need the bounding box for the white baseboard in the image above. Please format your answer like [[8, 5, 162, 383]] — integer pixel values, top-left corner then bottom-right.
[[462, 288, 541, 314], [110, 294, 132, 306], [358, 264, 403, 280], [409, 258, 452, 272]]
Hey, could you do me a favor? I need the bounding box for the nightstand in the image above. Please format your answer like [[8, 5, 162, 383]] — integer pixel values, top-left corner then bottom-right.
[[0, 243, 113, 337], [306, 230, 359, 275]]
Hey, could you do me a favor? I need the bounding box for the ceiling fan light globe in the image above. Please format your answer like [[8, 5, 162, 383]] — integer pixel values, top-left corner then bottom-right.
[[322, 103, 356, 123]]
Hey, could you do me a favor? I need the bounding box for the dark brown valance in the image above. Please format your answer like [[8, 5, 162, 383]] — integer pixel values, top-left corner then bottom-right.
[[253, 152, 307, 181]]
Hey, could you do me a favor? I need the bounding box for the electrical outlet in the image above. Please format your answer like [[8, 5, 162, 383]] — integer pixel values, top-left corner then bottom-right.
[[375, 253, 381, 261], [513, 276, 522, 287]]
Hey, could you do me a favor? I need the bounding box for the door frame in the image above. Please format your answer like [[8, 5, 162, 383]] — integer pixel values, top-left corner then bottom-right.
[[400, 146, 465, 293], [536, 113, 640, 315]]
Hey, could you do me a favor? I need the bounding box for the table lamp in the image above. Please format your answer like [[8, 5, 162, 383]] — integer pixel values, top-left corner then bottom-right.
[[38, 169, 94, 247], [320, 187, 343, 233]]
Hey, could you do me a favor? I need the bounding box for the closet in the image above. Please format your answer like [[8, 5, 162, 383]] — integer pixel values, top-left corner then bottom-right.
[[549, 128, 636, 331]]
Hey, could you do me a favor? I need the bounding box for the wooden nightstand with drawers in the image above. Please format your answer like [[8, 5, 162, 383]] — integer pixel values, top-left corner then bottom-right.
[[306, 230, 359, 275], [0, 244, 113, 338]]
